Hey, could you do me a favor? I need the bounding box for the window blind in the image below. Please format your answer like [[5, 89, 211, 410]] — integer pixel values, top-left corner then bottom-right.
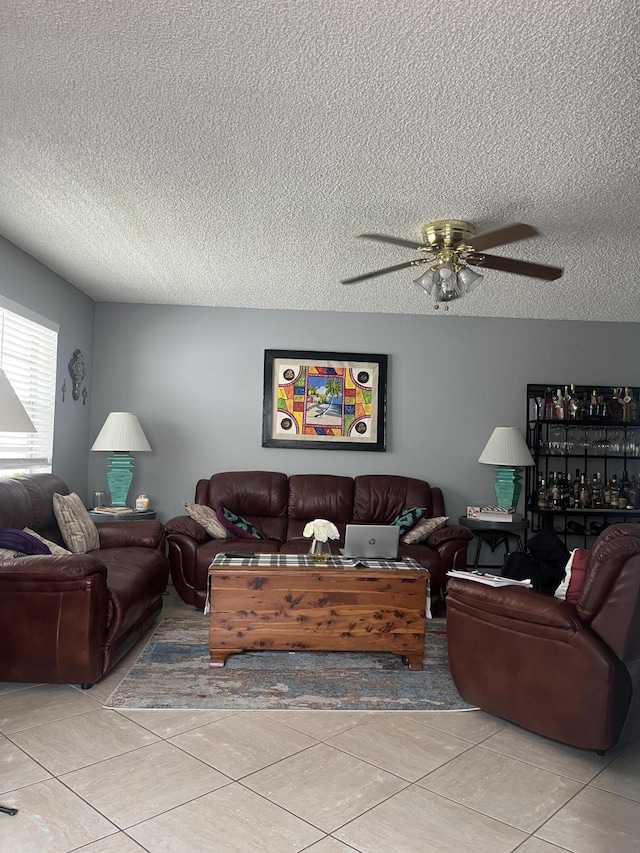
[[0, 303, 58, 473]]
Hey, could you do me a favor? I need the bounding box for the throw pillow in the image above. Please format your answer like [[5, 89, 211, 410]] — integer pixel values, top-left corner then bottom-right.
[[393, 507, 428, 536], [0, 528, 51, 555], [184, 502, 230, 539], [52, 492, 100, 554], [215, 506, 262, 540], [401, 516, 449, 545], [555, 548, 590, 604], [23, 527, 72, 556]]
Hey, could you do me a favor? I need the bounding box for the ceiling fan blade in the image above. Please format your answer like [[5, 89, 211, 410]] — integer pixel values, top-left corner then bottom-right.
[[357, 233, 425, 251], [465, 223, 539, 253], [341, 259, 423, 284], [475, 253, 563, 281]]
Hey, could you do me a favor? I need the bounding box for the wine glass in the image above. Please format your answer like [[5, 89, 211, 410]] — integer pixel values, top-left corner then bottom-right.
[[608, 429, 622, 456], [92, 490, 109, 509]]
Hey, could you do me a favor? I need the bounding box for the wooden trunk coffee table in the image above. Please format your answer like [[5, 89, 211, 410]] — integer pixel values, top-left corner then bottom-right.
[[207, 554, 430, 670]]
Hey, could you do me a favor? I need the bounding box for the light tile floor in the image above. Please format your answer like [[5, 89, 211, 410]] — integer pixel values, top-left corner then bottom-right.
[[1, 587, 639, 852]]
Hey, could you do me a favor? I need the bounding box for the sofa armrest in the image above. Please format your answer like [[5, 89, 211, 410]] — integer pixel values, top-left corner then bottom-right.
[[164, 515, 209, 544], [0, 553, 107, 581], [0, 554, 110, 685], [446, 578, 583, 631], [97, 520, 165, 550], [428, 524, 473, 547]]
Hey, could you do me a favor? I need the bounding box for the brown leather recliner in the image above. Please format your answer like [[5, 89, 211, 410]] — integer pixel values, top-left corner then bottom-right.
[[446, 523, 640, 752]]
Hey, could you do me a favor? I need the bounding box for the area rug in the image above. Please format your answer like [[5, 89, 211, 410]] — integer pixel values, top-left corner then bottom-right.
[[105, 617, 476, 712]]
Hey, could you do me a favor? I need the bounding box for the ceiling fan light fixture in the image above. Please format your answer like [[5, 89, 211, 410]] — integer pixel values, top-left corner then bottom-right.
[[343, 219, 562, 311], [436, 261, 455, 279], [458, 265, 484, 293], [433, 268, 462, 302], [413, 269, 436, 295]]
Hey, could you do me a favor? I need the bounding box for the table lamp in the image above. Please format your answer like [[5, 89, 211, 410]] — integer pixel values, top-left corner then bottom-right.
[[90, 412, 151, 507], [478, 426, 534, 509], [0, 367, 36, 432]]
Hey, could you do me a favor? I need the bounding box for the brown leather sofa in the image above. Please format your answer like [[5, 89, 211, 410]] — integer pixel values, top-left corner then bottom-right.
[[0, 473, 169, 687], [446, 523, 640, 751], [165, 470, 472, 612]]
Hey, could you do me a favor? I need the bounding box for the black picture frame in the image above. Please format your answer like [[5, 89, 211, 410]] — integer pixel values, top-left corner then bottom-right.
[[262, 349, 387, 451]]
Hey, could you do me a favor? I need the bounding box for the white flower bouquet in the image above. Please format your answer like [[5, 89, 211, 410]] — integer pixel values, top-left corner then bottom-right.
[[303, 518, 339, 542]]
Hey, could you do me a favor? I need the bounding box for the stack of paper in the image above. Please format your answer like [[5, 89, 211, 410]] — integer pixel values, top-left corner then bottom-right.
[[447, 570, 532, 588]]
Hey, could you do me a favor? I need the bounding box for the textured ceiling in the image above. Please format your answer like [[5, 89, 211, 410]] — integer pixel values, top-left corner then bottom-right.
[[1, 1, 639, 320]]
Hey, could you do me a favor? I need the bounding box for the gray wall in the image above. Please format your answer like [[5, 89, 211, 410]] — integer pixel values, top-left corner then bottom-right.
[[1, 238, 636, 553], [89, 302, 638, 529], [0, 237, 95, 494]]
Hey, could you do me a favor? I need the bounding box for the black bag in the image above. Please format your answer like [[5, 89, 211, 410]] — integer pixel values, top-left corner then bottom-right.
[[503, 527, 569, 595]]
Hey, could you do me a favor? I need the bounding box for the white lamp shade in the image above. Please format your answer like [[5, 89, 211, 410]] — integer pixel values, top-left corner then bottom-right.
[[0, 368, 36, 432], [478, 427, 534, 467], [91, 412, 151, 452]]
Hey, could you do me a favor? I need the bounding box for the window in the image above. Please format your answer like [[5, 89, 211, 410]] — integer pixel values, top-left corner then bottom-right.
[[0, 298, 58, 474]]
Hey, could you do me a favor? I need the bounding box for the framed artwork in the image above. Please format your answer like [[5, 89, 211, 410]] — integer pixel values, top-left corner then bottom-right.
[[262, 349, 387, 451]]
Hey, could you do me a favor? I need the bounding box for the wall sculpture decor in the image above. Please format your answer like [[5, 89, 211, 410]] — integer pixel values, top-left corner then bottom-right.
[[262, 349, 387, 451], [68, 349, 86, 401]]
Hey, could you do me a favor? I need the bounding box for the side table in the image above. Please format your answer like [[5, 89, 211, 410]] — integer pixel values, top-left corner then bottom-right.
[[458, 516, 529, 571], [89, 509, 157, 523]]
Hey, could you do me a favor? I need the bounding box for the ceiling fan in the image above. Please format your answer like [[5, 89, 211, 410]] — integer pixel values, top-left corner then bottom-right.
[[341, 220, 563, 309]]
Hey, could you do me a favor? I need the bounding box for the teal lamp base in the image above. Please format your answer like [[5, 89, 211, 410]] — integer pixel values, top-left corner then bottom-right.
[[493, 466, 522, 509], [106, 453, 134, 506]]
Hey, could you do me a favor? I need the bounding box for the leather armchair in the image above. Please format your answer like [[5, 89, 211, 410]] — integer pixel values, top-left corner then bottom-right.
[[445, 523, 640, 752]]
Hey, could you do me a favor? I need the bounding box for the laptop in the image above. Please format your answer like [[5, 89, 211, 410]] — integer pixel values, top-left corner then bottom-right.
[[342, 524, 400, 560]]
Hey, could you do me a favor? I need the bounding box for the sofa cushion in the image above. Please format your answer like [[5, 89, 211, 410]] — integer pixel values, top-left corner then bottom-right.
[[184, 502, 230, 539], [555, 548, 590, 604], [23, 527, 72, 556], [401, 516, 449, 545], [393, 507, 427, 536], [0, 528, 51, 555], [353, 475, 434, 522], [52, 492, 100, 553], [216, 507, 262, 539]]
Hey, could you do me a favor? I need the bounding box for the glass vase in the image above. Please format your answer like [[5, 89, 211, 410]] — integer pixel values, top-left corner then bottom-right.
[[308, 538, 331, 562]]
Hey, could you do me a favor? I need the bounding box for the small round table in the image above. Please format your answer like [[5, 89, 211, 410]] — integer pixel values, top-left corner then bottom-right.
[[458, 516, 530, 571]]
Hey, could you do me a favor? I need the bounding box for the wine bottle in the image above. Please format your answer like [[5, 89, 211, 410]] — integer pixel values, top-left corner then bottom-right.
[[608, 388, 623, 421], [537, 477, 549, 509], [572, 468, 581, 505], [622, 388, 638, 423], [553, 388, 565, 420], [579, 474, 591, 508], [569, 384, 581, 420], [620, 470, 632, 509], [610, 474, 619, 508]]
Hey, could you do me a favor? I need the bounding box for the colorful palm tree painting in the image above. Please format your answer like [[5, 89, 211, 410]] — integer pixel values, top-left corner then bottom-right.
[[276, 359, 374, 438]]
